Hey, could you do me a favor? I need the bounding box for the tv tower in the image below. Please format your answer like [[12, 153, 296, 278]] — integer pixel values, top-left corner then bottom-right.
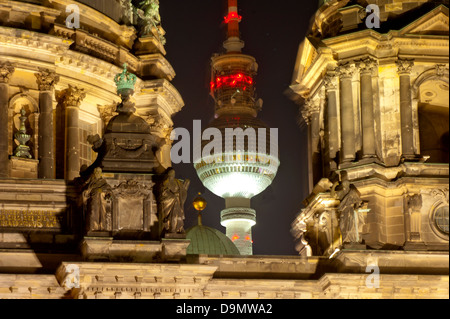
[[193, 0, 280, 255]]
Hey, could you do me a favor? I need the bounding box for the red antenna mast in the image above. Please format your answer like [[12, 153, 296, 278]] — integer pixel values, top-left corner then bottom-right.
[[224, 0, 242, 39]]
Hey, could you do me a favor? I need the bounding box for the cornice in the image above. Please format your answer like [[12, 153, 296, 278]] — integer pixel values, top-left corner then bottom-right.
[[0, 25, 72, 56], [291, 29, 448, 99], [138, 79, 184, 118]]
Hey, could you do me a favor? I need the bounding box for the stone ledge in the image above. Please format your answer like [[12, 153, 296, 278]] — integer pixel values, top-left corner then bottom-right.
[[80, 237, 191, 263]]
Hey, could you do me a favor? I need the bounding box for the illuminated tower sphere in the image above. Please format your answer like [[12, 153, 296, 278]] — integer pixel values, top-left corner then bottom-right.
[[193, 0, 280, 255]]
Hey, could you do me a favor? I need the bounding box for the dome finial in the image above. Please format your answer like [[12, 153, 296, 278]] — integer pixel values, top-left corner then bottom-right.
[[114, 63, 137, 98], [193, 193, 207, 226]]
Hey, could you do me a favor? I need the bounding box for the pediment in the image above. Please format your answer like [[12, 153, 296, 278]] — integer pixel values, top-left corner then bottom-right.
[[291, 37, 319, 86], [400, 5, 449, 35]]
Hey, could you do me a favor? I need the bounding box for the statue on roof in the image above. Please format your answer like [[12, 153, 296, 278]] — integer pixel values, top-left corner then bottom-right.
[[82, 167, 113, 233], [159, 168, 190, 234], [134, 0, 166, 44]]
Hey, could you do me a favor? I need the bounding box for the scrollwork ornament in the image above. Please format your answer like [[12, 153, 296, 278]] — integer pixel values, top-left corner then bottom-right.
[[396, 58, 414, 75], [0, 62, 15, 84], [301, 98, 320, 125], [336, 62, 356, 79], [35, 68, 60, 91], [357, 57, 378, 74], [431, 188, 449, 205], [57, 84, 86, 108], [435, 64, 449, 78], [324, 72, 337, 91]]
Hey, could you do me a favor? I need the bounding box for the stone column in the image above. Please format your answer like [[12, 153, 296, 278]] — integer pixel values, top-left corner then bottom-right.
[[0, 62, 15, 178], [302, 98, 321, 154], [396, 59, 415, 158], [302, 98, 321, 185], [324, 72, 339, 164], [337, 63, 356, 163], [35, 69, 60, 179], [58, 85, 86, 181], [358, 58, 377, 158]]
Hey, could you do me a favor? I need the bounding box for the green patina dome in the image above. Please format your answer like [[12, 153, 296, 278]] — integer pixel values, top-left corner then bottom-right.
[[186, 225, 240, 255]]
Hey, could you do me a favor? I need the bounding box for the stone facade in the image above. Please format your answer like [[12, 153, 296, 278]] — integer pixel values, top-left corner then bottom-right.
[[289, 0, 448, 298]]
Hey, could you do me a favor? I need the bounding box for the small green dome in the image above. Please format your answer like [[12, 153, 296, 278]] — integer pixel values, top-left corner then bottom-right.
[[186, 225, 240, 255]]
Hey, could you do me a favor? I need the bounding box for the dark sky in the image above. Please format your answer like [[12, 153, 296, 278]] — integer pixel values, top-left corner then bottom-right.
[[161, 0, 318, 255]]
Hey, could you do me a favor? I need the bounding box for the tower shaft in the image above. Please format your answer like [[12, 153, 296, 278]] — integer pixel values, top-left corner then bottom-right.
[[194, 0, 280, 255]]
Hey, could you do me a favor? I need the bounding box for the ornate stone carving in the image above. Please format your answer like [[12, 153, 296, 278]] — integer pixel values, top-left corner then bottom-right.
[[0, 62, 15, 83], [436, 64, 449, 78], [119, 0, 135, 24], [113, 179, 153, 199], [82, 168, 113, 233], [431, 188, 449, 205], [336, 62, 356, 79], [35, 68, 60, 91], [396, 58, 414, 75], [159, 168, 190, 234], [108, 137, 153, 159], [97, 104, 119, 126], [337, 183, 367, 244], [135, 0, 166, 44], [87, 134, 104, 153], [93, 65, 162, 174], [57, 85, 87, 107], [406, 193, 423, 241], [356, 57, 378, 74], [299, 233, 312, 257], [407, 194, 423, 212], [13, 108, 32, 159], [324, 72, 337, 91], [318, 211, 332, 248], [111, 179, 157, 232], [301, 98, 320, 125]]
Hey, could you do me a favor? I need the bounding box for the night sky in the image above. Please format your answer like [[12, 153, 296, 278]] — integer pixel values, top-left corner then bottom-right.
[[161, 0, 319, 255]]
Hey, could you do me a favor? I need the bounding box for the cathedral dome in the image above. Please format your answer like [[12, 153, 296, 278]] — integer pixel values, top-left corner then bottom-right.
[[76, 0, 125, 23], [186, 225, 240, 255]]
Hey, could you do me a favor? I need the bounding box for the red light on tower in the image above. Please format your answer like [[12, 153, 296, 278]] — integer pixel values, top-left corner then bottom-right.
[[211, 73, 253, 92], [225, 0, 240, 39], [224, 11, 242, 24]]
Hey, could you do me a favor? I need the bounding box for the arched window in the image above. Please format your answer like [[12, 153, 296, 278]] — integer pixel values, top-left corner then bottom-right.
[[418, 79, 449, 163]]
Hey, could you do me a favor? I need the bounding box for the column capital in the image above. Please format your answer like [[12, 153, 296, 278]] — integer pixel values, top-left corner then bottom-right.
[[0, 62, 15, 84], [356, 57, 378, 74], [35, 69, 60, 91], [57, 85, 86, 107], [97, 104, 118, 126], [396, 58, 414, 75], [301, 98, 320, 125], [436, 64, 449, 78], [324, 72, 338, 91], [336, 62, 356, 79]]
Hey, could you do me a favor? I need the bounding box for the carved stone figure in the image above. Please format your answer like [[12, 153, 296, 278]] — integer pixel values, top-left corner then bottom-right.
[[87, 134, 103, 152], [138, 0, 161, 25], [300, 233, 312, 257], [83, 168, 113, 233], [338, 184, 365, 244], [135, 0, 166, 44], [406, 193, 423, 240], [159, 168, 190, 234]]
